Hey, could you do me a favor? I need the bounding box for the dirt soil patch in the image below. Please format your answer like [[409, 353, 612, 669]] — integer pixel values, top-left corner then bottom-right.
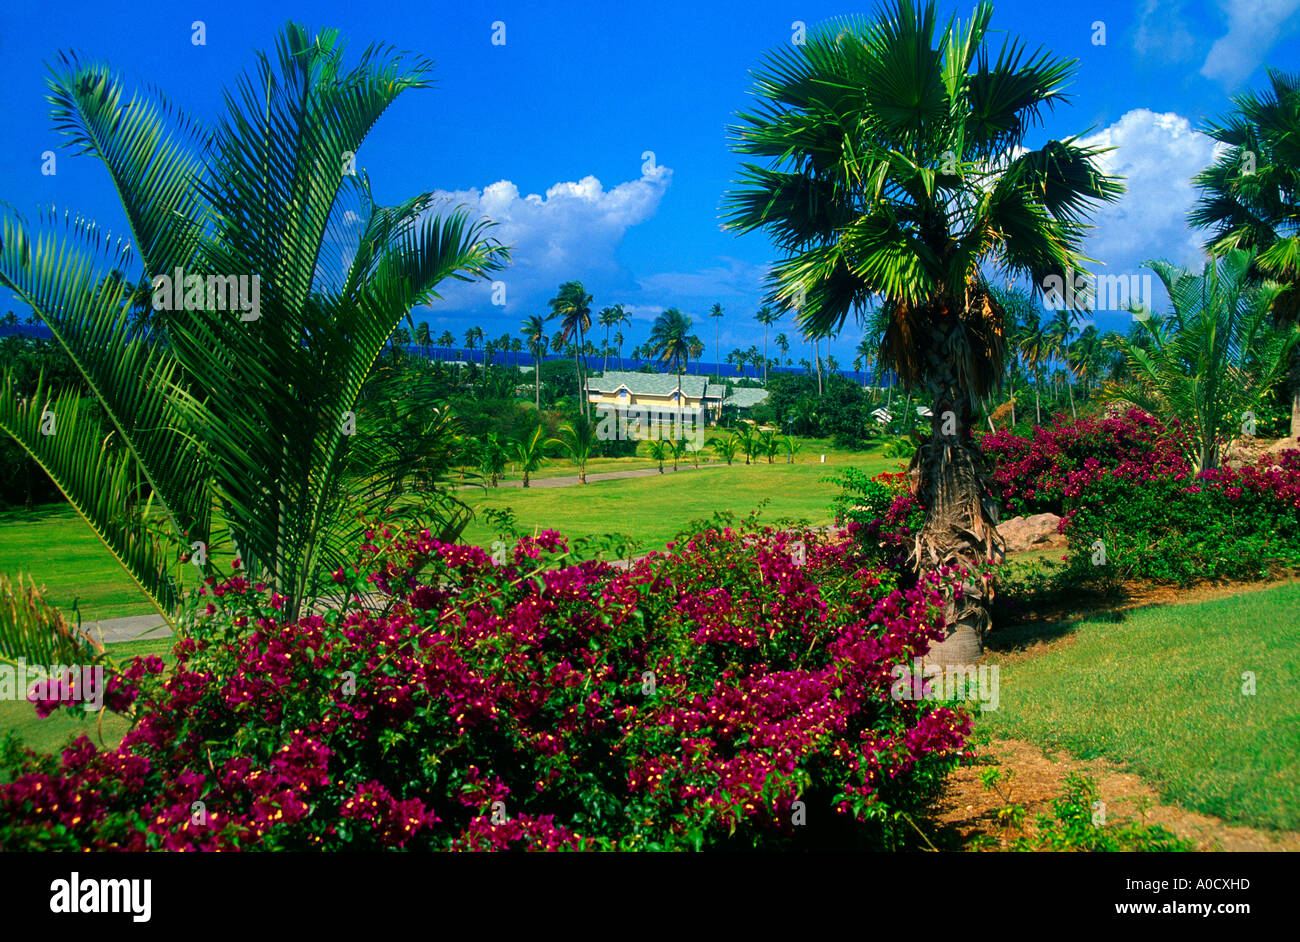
[[927, 738, 1300, 852]]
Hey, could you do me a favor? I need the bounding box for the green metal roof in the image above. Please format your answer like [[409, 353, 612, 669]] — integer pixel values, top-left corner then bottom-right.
[[723, 387, 770, 408], [586, 370, 716, 399]]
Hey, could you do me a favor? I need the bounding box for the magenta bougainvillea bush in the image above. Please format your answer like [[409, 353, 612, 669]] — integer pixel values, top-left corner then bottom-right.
[[978, 409, 1300, 585], [977, 408, 1191, 518], [0, 522, 972, 851]]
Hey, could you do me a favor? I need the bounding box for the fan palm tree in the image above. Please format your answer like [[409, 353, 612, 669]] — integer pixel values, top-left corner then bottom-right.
[[721, 0, 1122, 664], [1190, 69, 1300, 437], [754, 305, 781, 384], [0, 24, 507, 630], [521, 313, 552, 409], [550, 281, 593, 419], [648, 308, 697, 416], [1111, 252, 1295, 471]]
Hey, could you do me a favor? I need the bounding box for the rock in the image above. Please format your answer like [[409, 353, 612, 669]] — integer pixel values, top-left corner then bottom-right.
[[1225, 436, 1300, 469], [997, 512, 1066, 553]]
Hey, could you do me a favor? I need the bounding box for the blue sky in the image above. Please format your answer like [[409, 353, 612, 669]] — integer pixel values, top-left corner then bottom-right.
[[2, 0, 1298, 366]]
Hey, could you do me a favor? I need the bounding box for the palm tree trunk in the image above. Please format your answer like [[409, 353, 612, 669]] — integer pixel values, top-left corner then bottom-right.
[[535, 351, 541, 411], [912, 363, 1001, 668], [1067, 376, 1077, 420], [1290, 346, 1300, 440]]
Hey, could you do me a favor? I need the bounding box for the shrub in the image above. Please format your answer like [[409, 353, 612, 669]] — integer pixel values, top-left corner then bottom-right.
[[828, 468, 920, 565], [980, 410, 1300, 588], [0, 521, 971, 851], [978, 408, 1188, 517], [1056, 450, 1300, 587]]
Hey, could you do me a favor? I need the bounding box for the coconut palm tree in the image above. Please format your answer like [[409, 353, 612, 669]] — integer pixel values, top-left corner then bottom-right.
[[0, 23, 507, 630], [991, 286, 1039, 426], [646, 438, 670, 473], [510, 337, 522, 369], [648, 308, 697, 416], [774, 332, 790, 367], [854, 337, 874, 390], [415, 320, 432, 360], [547, 415, 598, 484], [597, 304, 629, 372], [1047, 308, 1079, 419], [436, 330, 455, 361], [550, 281, 593, 419], [613, 330, 625, 369], [721, 0, 1122, 664], [1112, 252, 1296, 471], [511, 424, 547, 487], [463, 326, 482, 367], [708, 302, 725, 374], [1070, 324, 1102, 400], [1018, 305, 1050, 426], [521, 313, 552, 410], [709, 434, 741, 465], [754, 305, 781, 384], [689, 336, 706, 374], [1190, 69, 1300, 437]]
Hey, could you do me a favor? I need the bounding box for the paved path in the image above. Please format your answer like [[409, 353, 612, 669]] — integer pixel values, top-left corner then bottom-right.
[[86, 614, 171, 645]]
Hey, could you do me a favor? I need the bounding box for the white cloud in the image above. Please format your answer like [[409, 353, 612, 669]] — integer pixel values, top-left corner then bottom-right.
[[634, 258, 768, 308], [1133, 0, 1198, 63], [1080, 109, 1217, 281], [1200, 0, 1300, 86], [419, 164, 672, 313]]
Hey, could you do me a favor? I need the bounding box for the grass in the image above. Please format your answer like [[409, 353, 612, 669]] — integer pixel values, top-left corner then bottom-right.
[[0, 504, 158, 622], [0, 638, 174, 760], [458, 446, 901, 552], [979, 580, 1300, 831], [0, 439, 904, 617]]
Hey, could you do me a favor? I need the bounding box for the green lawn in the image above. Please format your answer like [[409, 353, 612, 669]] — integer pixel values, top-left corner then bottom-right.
[[458, 447, 900, 552], [0, 504, 157, 622], [980, 580, 1300, 831], [0, 441, 903, 618], [0, 638, 174, 760]]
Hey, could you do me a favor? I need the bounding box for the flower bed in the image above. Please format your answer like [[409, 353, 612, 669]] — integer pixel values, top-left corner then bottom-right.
[[0, 522, 971, 851]]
